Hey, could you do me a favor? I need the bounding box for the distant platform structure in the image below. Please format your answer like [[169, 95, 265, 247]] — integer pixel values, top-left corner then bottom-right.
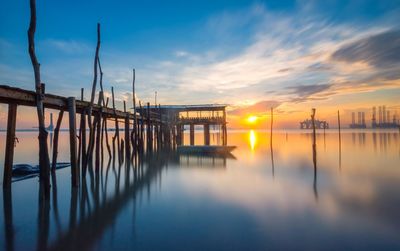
[[349, 111, 366, 129], [300, 119, 329, 129], [371, 105, 399, 129]]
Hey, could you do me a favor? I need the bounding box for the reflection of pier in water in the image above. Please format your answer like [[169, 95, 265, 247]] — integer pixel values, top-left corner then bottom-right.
[[2, 151, 234, 251]]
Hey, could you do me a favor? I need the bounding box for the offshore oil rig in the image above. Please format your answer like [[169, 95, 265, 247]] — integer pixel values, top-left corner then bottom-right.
[[371, 106, 399, 129], [349, 106, 399, 129], [349, 112, 366, 129], [299, 119, 329, 129]]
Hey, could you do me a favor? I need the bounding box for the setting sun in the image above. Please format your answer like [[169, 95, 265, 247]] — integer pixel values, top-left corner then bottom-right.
[[246, 115, 258, 124]]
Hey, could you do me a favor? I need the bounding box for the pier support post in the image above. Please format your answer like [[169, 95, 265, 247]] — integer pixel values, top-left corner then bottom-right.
[[190, 124, 195, 145], [3, 104, 17, 188], [125, 114, 131, 163], [222, 108, 227, 146], [68, 97, 79, 187], [180, 125, 184, 145], [146, 102, 152, 151], [204, 124, 210, 145]]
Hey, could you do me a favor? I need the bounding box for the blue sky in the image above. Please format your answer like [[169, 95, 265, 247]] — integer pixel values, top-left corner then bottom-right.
[[1, 0, 400, 127]]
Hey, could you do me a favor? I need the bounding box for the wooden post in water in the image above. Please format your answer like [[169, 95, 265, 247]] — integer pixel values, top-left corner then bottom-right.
[[337, 110, 342, 170], [124, 101, 131, 163], [3, 104, 17, 188], [51, 110, 64, 172], [95, 91, 103, 172], [80, 89, 87, 177], [68, 97, 79, 187], [311, 108, 316, 146], [111, 87, 121, 162], [204, 124, 210, 145], [222, 108, 227, 146], [190, 124, 195, 146], [311, 108, 318, 199], [147, 102, 152, 151], [337, 110, 341, 146], [139, 101, 144, 151], [28, 0, 51, 199], [86, 23, 101, 170], [270, 107, 273, 148], [132, 69, 137, 153]]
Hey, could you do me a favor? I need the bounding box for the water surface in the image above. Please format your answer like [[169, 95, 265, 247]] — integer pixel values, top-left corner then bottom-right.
[[1, 130, 399, 251]]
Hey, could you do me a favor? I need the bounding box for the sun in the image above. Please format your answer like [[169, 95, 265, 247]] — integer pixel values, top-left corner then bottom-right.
[[246, 115, 258, 124]]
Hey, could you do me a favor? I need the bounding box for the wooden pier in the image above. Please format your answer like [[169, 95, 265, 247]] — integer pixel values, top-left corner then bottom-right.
[[0, 85, 229, 189], [0, 0, 230, 201]]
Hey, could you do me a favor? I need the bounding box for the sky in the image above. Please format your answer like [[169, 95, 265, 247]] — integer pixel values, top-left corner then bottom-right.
[[1, 0, 400, 129]]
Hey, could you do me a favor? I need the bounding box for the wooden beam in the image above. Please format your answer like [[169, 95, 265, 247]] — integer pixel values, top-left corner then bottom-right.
[[0, 85, 157, 122]]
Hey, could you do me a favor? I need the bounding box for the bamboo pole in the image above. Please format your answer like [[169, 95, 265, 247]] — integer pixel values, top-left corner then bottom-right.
[[3, 104, 17, 188], [28, 0, 50, 199], [51, 110, 64, 172]]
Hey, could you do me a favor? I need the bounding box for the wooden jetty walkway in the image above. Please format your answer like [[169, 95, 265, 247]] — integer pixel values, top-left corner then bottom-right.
[[0, 84, 228, 189]]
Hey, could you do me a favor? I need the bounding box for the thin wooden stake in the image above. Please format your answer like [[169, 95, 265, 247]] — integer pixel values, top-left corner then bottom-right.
[[270, 107, 273, 148], [51, 110, 64, 172]]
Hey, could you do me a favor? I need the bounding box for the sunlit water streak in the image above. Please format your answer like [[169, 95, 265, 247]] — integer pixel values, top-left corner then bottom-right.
[[0, 129, 399, 251]]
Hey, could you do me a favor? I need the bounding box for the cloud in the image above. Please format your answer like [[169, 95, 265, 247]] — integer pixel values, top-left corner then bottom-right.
[[230, 100, 282, 116], [42, 39, 91, 55], [285, 83, 332, 100], [331, 29, 400, 68], [0, 2, 399, 122]]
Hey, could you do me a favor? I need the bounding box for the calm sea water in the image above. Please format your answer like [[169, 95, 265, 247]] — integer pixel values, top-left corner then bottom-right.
[[0, 130, 399, 251]]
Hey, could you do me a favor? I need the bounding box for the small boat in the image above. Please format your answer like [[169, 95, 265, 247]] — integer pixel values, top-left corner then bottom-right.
[[177, 145, 236, 155], [12, 162, 70, 177]]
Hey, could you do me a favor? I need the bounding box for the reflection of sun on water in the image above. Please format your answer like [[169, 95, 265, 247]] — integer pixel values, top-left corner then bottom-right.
[[249, 130, 256, 151]]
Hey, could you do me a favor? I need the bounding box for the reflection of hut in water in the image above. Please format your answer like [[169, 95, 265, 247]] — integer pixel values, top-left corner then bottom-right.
[[299, 119, 329, 129], [171, 151, 235, 168]]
